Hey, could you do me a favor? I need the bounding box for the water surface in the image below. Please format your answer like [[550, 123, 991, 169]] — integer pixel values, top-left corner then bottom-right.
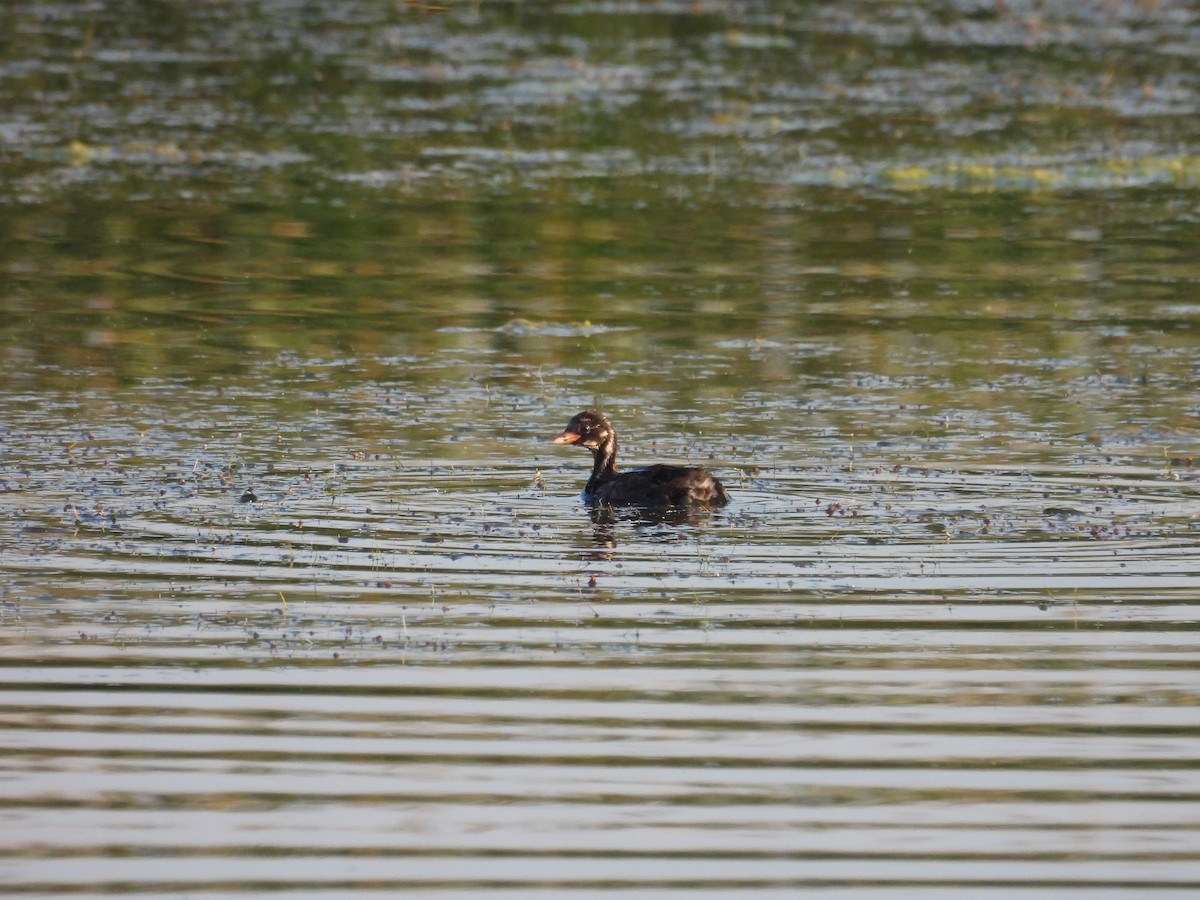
[[2, 0, 1200, 895]]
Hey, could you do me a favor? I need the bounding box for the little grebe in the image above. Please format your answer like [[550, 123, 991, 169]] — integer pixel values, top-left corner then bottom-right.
[[552, 410, 729, 507]]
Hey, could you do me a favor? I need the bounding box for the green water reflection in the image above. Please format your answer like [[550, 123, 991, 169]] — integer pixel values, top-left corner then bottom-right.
[[2, 1, 1199, 423], [5, 190, 1199, 378]]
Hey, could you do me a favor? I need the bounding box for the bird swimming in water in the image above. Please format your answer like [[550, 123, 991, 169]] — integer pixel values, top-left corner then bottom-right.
[[552, 410, 729, 508]]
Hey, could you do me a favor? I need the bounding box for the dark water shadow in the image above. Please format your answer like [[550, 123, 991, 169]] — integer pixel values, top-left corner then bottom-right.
[[581, 498, 727, 552]]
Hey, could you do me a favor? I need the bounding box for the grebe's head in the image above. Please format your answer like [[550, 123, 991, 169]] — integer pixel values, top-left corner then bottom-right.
[[552, 410, 614, 452]]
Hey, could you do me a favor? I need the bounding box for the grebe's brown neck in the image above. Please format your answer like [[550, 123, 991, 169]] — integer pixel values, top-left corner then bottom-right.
[[586, 431, 618, 494]]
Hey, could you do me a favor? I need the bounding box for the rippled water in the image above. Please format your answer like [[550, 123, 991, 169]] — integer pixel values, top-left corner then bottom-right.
[[4, 0, 1200, 895], [4, 350, 1199, 894]]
